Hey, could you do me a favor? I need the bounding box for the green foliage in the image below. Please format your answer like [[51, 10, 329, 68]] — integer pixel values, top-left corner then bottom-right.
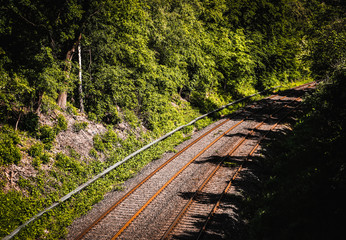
[[28, 143, 44, 158], [92, 128, 120, 153], [247, 73, 346, 239], [67, 146, 81, 160], [38, 125, 56, 150], [182, 125, 194, 135], [93, 135, 105, 152], [19, 112, 39, 133], [28, 142, 50, 165], [73, 122, 88, 132], [0, 125, 21, 166], [32, 157, 41, 170], [66, 103, 79, 116], [89, 148, 98, 159], [54, 153, 84, 174], [0, 70, 32, 123], [102, 128, 119, 151], [40, 95, 59, 114], [40, 152, 50, 164], [123, 109, 139, 128], [1, 0, 313, 128], [56, 114, 68, 132]]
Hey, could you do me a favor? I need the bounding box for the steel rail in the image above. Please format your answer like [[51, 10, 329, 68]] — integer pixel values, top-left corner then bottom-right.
[[3, 83, 315, 240], [110, 116, 247, 239], [195, 99, 306, 240], [75, 96, 282, 239], [3, 87, 282, 240], [110, 82, 315, 240], [74, 113, 234, 240], [110, 95, 289, 239], [159, 95, 299, 240], [161, 82, 317, 239]]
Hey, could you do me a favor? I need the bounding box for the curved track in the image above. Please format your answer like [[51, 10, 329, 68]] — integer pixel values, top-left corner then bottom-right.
[[68, 82, 315, 240]]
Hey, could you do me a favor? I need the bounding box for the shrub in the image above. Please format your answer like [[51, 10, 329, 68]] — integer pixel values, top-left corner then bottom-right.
[[88, 112, 97, 121], [41, 95, 59, 114], [93, 135, 105, 152], [182, 125, 194, 135], [103, 129, 119, 151], [89, 148, 98, 159], [0, 126, 21, 166], [56, 114, 68, 132], [32, 157, 41, 170], [19, 112, 39, 133], [67, 146, 81, 160], [40, 152, 50, 164], [73, 122, 88, 132], [38, 125, 56, 149], [66, 102, 79, 115], [54, 153, 84, 174], [28, 143, 44, 158], [123, 109, 139, 128], [102, 105, 121, 125]]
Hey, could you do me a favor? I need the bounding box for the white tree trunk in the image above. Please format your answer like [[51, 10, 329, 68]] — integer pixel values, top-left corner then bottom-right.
[[78, 42, 84, 112]]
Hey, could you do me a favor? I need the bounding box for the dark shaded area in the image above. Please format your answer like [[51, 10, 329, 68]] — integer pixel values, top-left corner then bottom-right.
[[244, 72, 346, 240], [171, 85, 318, 240]]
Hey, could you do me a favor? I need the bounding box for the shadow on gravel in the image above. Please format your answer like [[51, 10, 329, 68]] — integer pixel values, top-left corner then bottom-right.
[[222, 87, 312, 122], [174, 117, 301, 240], [172, 87, 315, 240], [197, 127, 296, 240]]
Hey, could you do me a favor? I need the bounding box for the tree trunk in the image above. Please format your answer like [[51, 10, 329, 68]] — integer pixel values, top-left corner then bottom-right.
[[57, 91, 68, 109], [57, 33, 82, 109], [15, 111, 23, 131], [35, 91, 44, 114], [78, 42, 84, 112]]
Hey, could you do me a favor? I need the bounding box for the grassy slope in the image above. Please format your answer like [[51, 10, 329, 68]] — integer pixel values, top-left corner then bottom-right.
[[0, 80, 311, 239]]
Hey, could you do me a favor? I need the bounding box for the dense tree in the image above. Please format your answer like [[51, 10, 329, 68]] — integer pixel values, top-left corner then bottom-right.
[[1, 0, 342, 130]]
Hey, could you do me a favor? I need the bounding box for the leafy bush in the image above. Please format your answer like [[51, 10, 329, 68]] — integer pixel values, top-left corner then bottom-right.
[[103, 128, 119, 151], [92, 135, 105, 152], [56, 114, 68, 132], [73, 122, 88, 132], [54, 153, 84, 174], [32, 157, 41, 170], [89, 148, 98, 159], [0, 126, 21, 166], [182, 125, 194, 135], [67, 146, 81, 160], [123, 109, 139, 128], [38, 125, 56, 149], [28, 142, 50, 165], [40, 152, 50, 164], [102, 105, 121, 125], [40, 95, 59, 114], [66, 102, 78, 116], [19, 112, 39, 133], [28, 143, 44, 158]]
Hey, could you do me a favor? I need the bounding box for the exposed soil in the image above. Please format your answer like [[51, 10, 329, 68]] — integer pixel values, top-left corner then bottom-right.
[[0, 109, 145, 194]]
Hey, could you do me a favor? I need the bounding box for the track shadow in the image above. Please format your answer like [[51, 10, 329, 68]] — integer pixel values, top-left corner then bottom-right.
[[219, 88, 309, 122], [171, 86, 315, 239], [173, 118, 300, 240], [194, 127, 293, 240]]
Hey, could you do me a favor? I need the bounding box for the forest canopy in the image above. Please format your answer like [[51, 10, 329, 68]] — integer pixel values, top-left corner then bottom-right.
[[2, 0, 336, 130]]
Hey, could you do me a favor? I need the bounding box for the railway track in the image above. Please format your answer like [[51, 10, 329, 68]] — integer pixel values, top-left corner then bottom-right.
[[161, 91, 307, 240], [69, 82, 315, 240]]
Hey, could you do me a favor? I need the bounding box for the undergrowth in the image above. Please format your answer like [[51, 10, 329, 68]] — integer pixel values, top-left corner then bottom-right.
[[0, 79, 310, 239]]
